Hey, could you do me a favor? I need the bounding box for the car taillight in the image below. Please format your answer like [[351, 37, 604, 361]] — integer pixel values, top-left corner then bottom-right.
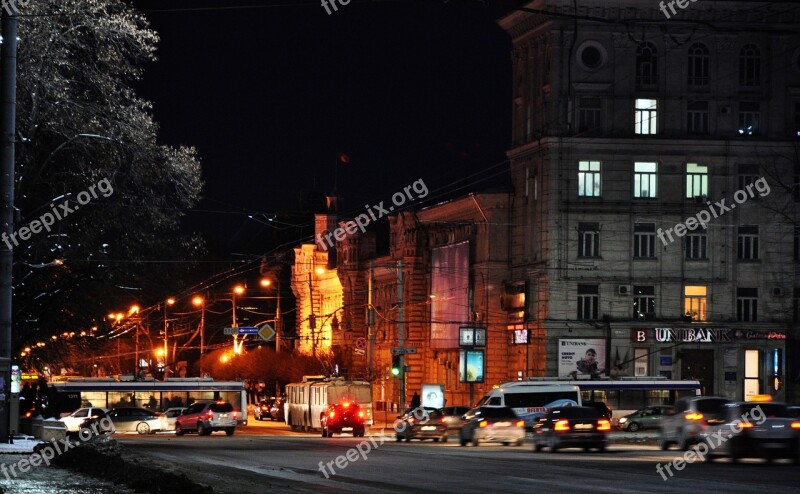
[[408, 417, 415, 424], [685, 413, 704, 421], [442, 417, 448, 424], [207, 411, 214, 420], [329, 411, 335, 419], [342, 402, 350, 408], [597, 419, 611, 431], [739, 421, 754, 428], [479, 420, 488, 428], [554, 419, 570, 431], [358, 411, 364, 418], [792, 422, 800, 430], [516, 420, 524, 428]]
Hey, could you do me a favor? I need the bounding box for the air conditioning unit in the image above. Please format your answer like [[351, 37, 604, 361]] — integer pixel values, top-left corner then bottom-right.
[[618, 285, 632, 295], [773, 287, 784, 297], [719, 106, 732, 115]]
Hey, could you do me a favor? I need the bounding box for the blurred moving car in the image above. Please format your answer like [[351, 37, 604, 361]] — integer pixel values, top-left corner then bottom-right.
[[59, 407, 109, 432], [786, 406, 800, 419], [159, 407, 187, 431], [459, 407, 525, 447], [533, 406, 610, 452], [107, 407, 162, 434], [395, 407, 448, 442], [618, 405, 675, 432], [321, 401, 365, 437], [440, 406, 470, 430], [269, 397, 285, 421], [254, 399, 274, 421], [175, 400, 239, 436], [583, 401, 612, 422], [660, 396, 731, 451], [700, 401, 800, 464]]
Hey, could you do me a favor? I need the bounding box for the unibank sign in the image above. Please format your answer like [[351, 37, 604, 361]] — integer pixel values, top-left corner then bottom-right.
[[631, 328, 786, 343]]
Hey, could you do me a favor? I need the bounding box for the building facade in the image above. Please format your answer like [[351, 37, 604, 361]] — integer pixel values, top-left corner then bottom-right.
[[500, 0, 800, 401]]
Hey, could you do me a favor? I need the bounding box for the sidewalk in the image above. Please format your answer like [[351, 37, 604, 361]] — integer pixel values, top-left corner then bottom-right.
[[0, 436, 41, 455]]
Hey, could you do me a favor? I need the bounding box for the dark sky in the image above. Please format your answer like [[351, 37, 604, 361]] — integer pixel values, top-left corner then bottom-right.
[[131, 0, 513, 258]]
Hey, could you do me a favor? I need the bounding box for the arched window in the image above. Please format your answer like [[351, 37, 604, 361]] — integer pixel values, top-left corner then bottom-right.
[[636, 42, 658, 88], [739, 44, 761, 87], [687, 43, 709, 86]]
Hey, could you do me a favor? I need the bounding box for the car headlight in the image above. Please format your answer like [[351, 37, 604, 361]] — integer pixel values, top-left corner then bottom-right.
[[618, 417, 627, 424]]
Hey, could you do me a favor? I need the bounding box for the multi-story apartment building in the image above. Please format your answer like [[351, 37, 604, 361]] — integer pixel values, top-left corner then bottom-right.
[[500, 0, 800, 401]]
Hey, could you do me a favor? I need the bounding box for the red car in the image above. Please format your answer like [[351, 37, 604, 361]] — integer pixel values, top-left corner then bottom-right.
[[321, 402, 365, 437]]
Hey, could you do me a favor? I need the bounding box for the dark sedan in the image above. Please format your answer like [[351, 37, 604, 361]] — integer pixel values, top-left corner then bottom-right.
[[395, 407, 448, 442], [533, 406, 610, 452]]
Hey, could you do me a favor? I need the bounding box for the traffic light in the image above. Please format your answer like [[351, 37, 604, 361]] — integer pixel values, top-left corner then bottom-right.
[[391, 355, 401, 378]]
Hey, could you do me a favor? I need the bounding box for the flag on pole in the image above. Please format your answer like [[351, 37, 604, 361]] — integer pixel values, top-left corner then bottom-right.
[[338, 153, 351, 164]]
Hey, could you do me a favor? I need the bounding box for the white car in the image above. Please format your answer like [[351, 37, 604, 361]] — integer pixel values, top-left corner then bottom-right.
[[59, 407, 109, 432], [106, 407, 162, 434], [160, 407, 187, 431]]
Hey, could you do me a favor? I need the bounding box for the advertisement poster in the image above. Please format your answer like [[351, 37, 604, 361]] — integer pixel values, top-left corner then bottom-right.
[[421, 384, 445, 409], [558, 339, 606, 378], [459, 350, 485, 383], [430, 242, 469, 349]]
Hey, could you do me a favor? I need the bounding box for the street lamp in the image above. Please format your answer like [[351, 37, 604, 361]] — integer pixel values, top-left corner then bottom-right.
[[260, 277, 282, 353], [192, 295, 206, 375], [164, 297, 175, 365], [232, 285, 245, 355]]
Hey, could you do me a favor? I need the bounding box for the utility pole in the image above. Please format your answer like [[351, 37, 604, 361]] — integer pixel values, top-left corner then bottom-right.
[[275, 279, 281, 353], [367, 262, 374, 381], [0, 7, 17, 443], [396, 260, 405, 409]]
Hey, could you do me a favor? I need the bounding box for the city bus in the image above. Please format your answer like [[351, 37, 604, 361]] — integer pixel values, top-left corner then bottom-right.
[[523, 377, 701, 421], [285, 376, 372, 432], [49, 377, 248, 424], [475, 383, 582, 428]]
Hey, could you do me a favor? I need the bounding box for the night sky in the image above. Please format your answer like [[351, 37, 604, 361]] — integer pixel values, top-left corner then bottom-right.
[[130, 0, 513, 260]]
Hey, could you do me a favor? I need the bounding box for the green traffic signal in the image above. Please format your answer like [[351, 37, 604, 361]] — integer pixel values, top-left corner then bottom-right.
[[391, 355, 401, 377]]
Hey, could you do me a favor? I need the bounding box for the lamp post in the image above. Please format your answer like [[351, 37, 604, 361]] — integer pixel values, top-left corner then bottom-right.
[[129, 305, 140, 378], [163, 297, 175, 366], [232, 285, 245, 355], [192, 296, 205, 375], [260, 278, 281, 353]]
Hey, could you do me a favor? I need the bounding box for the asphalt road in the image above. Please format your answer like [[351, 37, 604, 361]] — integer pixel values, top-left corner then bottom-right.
[[111, 420, 800, 493]]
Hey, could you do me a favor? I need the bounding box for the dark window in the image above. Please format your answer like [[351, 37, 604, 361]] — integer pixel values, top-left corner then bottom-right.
[[737, 225, 759, 260], [738, 102, 760, 135], [504, 392, 580, 408], [687, 101, 709, 134], [578, 222, 600, 257], [578, 285, 599, 320], [737, 164, 760, 191], [578, 98, 602, 132], [634, 223, 656, 258], [739, 44, 761, 87], [478, 407, 517, 418], [636, 42, 658, 88], [685, 234, 707, 260], [581, 46, 603, 69], [687, 43, 709, 86], [633, 285, 655, 319], [737, 287, 758, 322]]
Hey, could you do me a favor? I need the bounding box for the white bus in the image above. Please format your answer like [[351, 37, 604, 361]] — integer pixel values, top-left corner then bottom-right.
[[476, 383, 581, 428], [284, 376, 372, 432]]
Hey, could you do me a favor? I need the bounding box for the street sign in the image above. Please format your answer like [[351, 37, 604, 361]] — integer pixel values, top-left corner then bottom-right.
[[354, 348, 366, 356], [258, 323, 276, 342], [355, 337, 367, 350], [223, 326, 259, 335], [223, 327, 236, 335], [391, 347, 417, 355]]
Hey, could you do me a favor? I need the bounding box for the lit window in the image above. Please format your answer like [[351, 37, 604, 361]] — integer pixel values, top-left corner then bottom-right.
[[578, 161, 601, 197], [685, 163, 708, 198], [634, 162, 658, 198], [635, 99, 658, 135], [684, 285, 707, 321]]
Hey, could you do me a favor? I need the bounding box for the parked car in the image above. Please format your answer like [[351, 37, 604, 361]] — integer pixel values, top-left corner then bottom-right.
[[106, 407, 162, 434], [786, 406, 800, 419], [254, 399, 274, 421], [269, 397, 285, 421], [533, 406, 611, 452], [159, 407, 187, 431], [700, 402, 800, 464], [440, 406, 470, 430], [660, 396, 731, 451], [395, 407, 448, 442], [175, 400, 239, 436], [459, 406, 525, 447], [583, 401, 612, 422], [321, 401, 366, 437], [58, 407, 109, 432], [618, 405, 676, 432]]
